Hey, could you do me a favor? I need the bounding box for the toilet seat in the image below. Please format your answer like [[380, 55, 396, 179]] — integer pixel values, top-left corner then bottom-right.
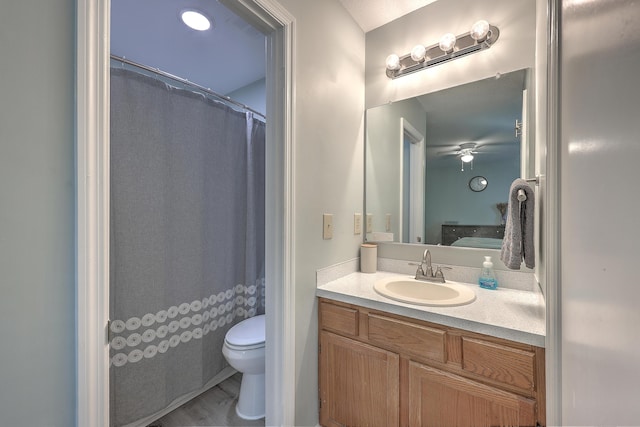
[[224, 315, 265, 350], [224, 341, 265, 351]]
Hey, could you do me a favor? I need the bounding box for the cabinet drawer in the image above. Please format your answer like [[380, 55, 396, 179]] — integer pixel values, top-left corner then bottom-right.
[[367, 314, 445, 363], [319, 301, 358, 337], [462, 337, 535, 392]]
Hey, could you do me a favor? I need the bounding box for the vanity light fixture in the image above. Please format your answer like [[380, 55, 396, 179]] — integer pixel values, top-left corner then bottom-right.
[[385, 20, 499, 79], [180, 9, 212, 31]]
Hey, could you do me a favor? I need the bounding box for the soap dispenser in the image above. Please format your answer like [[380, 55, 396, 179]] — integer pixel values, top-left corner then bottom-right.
[[479, 256, 498, 290]]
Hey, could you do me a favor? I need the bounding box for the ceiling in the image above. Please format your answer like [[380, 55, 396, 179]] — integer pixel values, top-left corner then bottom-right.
[[111, 0, 267, 95], [417, 69, 526, 161], [111, 0, 437, 95], [338, 0, 439, 32]]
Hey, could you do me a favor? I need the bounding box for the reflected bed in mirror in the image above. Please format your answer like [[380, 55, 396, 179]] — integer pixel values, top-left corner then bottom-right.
[[365, 68, 534, 248], [442, 224, 505, 249]]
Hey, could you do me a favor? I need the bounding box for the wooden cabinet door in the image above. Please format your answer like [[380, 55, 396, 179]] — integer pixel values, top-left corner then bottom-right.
[[409, 361, 537, 427], [320, 331, 399, 427]]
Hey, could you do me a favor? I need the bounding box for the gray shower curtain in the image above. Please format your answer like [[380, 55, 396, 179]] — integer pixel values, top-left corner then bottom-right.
[[109, 68, 265, 426]]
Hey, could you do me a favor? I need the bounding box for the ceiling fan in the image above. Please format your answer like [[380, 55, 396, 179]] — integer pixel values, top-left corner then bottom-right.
[[433, 139, 518, 171], [438, 142, 479, 171], [455, 142, 479, 162]]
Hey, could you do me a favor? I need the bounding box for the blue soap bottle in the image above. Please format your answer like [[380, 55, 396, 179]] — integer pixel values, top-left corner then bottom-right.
[[479, 256, 498, 290]]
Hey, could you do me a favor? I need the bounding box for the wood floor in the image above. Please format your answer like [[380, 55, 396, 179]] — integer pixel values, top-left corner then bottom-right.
[[147, 373, 265, 427]]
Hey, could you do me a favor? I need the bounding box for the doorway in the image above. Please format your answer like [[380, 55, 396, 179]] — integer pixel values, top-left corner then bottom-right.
[[109, 3, 266, 424], [400, 118, 425, 244], [76, 1, 295, 426]]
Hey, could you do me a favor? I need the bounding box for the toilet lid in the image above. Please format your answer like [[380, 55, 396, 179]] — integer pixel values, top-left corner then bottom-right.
[[225, 314, 265, 346]]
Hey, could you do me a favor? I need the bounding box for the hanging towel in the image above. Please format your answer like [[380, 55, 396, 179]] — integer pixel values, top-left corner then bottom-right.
[[500, 178, 535, 269]]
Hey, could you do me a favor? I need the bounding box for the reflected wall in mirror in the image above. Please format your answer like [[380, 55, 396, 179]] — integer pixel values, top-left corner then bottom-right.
[[366, 68, 534, 248]]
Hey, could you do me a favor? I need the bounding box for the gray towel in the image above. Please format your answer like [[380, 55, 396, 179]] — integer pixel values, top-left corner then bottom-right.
[[500, 178, 535, 269]]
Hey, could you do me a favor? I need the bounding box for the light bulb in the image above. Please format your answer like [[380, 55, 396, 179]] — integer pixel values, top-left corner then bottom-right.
[[385, 54, 401, 71], [461, 153, 474, 163], [410, 44, 426, 62], [470, 20, 490, 41], [181, 10, 211, 31], [439, 33, 456, 52]]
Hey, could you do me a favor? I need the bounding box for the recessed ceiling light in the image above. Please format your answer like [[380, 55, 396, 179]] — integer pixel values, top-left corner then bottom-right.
[[180, 9, 211, 31]]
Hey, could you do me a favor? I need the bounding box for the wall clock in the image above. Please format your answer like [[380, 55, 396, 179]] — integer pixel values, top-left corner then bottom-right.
[[469, 176, 488, 192]]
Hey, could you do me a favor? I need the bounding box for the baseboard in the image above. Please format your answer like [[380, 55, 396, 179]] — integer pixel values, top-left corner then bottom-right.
[[121, 366, 238, 427]]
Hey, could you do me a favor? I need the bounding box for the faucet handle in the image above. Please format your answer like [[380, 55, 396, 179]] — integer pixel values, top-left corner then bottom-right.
[[408, 261, 424, 275], [434, 266, 452, 281]]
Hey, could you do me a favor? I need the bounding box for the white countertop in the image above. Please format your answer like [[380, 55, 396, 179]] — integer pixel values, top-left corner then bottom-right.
[[317, 270, 546, 347]]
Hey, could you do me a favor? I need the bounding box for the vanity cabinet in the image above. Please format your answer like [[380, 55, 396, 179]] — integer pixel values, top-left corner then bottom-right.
[[320, 331, 400, 427], [318, 298, 545, 427]]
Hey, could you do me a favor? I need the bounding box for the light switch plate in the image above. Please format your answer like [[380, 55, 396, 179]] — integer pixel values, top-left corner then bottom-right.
[[354, 213, 362, 235], [385, 214, 391, 232], [323, 214, 333, 239], [366, 213, 373, 233]]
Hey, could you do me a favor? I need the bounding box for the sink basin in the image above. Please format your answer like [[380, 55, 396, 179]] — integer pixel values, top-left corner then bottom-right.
[[373, 276, 476, 307]]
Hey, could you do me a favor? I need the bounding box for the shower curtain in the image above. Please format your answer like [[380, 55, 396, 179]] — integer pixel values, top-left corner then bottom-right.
[[109, 68, 265, 426]]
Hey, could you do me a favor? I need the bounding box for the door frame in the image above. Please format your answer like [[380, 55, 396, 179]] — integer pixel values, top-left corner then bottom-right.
[[399, 118, 425, 244], [75, 0, 296, 426], [544, 0, 561, 425]]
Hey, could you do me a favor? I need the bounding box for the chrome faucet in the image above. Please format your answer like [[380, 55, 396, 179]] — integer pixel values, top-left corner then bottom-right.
[[409, 249, 448, 283]]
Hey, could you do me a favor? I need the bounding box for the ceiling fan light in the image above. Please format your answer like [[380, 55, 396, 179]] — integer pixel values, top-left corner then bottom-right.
[[461, 153, 474, 163]]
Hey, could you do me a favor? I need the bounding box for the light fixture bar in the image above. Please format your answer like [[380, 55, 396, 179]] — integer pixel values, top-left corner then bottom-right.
[[386, 25, 499, 79]]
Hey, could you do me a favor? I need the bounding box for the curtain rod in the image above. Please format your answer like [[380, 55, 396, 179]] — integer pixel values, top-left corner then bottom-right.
[[110, 54, 266, 121]]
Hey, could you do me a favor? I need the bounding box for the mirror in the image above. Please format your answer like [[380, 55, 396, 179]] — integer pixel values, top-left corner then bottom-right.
[[365, 68, 534, 248]]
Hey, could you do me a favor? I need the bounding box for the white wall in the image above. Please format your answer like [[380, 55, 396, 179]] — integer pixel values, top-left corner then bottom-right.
[[275, 1, 365, 425], [560, 1, 640, 424], [365, 0, 536, 109], [226, 78, 267, 116], [0, 1, 76, 426]]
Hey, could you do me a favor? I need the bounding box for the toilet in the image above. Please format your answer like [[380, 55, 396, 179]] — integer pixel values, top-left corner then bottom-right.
[[222, 314, 265, 420]]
